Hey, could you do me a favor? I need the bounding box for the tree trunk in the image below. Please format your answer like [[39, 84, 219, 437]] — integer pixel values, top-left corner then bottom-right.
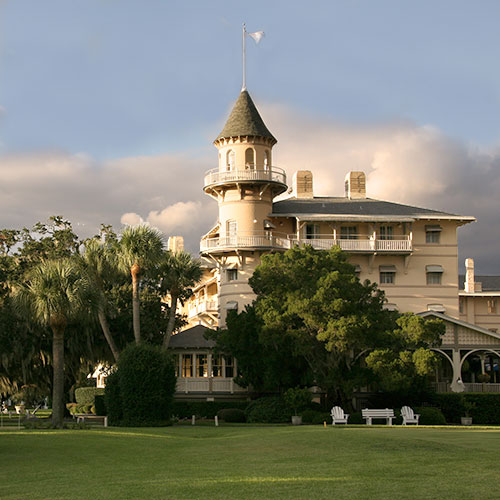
[[50, 323, 65, 429], [131, 263, 141, 344], [98, 308, 120, 362], [162, 293, 178, 350]]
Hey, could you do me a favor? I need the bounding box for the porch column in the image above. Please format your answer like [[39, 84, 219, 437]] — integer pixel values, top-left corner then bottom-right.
[[450, 349, 465, 393]]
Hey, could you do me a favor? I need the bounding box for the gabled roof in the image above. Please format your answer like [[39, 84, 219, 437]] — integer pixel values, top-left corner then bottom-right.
[[417, 311, 500, 342], [168, 325, 216, 349], [272, 197, 475, 222], [216, 90, 276, 144], [459, 274, 500, 292]]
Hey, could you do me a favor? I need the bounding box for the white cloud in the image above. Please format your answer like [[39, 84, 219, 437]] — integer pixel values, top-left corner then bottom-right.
[[1, 103, 499, 272]]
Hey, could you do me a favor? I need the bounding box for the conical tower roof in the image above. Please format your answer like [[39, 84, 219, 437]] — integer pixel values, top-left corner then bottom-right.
[[215, 90, 277, 144]]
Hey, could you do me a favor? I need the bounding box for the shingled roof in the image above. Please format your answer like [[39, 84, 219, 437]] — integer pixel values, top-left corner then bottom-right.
[[272, 197, 474, 221], [168, 325, 216, 349], [216, 90, 276, 144]]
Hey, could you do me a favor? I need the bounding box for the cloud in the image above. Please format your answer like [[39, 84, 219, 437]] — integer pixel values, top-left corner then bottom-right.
[[261, 103, 500, 273], [1, 102, 499, 272]]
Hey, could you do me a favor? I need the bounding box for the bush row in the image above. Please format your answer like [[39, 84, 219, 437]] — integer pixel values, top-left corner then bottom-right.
[[173, 401, 248, 419], [428, 393, 500, 424]]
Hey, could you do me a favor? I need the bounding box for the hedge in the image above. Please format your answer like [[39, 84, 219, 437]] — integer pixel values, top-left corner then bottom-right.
[[75, 387, 104, 405], [429, 393, 500, 424], [245, 396, 292, 423], [172, 401, 248, 419], [216, 408, 246, 423]]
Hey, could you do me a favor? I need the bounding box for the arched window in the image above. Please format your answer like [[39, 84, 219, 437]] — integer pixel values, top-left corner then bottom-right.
[[245, 148, 255, 169], [264, 150, 270, 171], [226, 150, 235, 171]]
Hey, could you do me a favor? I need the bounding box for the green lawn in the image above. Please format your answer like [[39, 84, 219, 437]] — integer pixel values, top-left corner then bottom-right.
[[1, 425, 499, 500]]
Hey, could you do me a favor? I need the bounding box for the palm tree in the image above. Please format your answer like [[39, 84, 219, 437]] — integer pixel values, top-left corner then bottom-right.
[[160, 250, 203, 350], [80, 238, 120, 363], [14, 259, 95, 428], [118, 225, 164, 344]]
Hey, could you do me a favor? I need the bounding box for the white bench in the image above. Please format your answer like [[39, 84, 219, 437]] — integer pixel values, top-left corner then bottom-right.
[[330, 406, 349, 425], [362, 408, 395, 425], [76, 415, 108, 427], [401, 406, 420, 425]]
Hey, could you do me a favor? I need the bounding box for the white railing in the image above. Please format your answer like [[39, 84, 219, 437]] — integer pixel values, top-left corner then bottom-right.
[[200, 233, 412, 253], [175, 377, 247, 394], [290, 235, 412, 253], [204, 166, 287, 187], [188, 300, 218, 318], [201, 233, 290, 252], [432, 382, 500, 393]]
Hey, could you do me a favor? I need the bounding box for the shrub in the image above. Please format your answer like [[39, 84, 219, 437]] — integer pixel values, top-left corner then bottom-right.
[[349, 412, 364, 424], [245, 396, 291, 423], [310, 412, 332, 425], [414, 407, 446, 425], [284, 387, 312, 416], [94, 395, 106, 416], [217, 408, 246, 423], [105, 343, 177, 426], [104, 371, 122, 425], [75, 387, 104, 405]]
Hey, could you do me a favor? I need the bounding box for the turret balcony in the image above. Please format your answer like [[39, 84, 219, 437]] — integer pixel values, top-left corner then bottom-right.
[[200, 232, 290, 253], [203, 166, 287, 192]]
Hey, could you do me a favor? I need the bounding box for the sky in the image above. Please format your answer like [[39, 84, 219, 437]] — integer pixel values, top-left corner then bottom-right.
[[1, 0, 500, 273]]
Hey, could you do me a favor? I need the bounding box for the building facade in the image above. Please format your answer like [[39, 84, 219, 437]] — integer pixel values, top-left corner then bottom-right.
[[174, 89, 500, 397]]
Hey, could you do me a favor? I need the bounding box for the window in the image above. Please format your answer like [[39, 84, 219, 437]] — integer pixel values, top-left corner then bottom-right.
[[226, 150, 235, 171], [264, 150, 270, 170], [380, 272, 395, 284], [305, 223, 320, 239], [459, 298, 465, 314], [379, 265, 396, 284], [426, 265, 443, 285], [354, 265, 361, 278], [227, 220, 237, 235], [224, 356, 234, 378], [427, 304, 445, 313], [182, 354, 193, 377], [488, 298, 497, 314], [196, 354, 208, 377], [340, 226, 357, 239], [379, 225, 393, 240], [212, 355, 223, 377], [245, 148, 255, 169], [425, 225, 442, 244], [227, 269, 238, 281]]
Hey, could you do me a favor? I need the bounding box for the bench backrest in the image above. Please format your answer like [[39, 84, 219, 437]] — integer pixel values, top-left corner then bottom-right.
[[331, 406, 345, 419], [362, 408, 395, 417]]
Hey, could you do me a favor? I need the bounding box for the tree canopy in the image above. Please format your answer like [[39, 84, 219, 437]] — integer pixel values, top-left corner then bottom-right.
[[212, 245, 444, 403]]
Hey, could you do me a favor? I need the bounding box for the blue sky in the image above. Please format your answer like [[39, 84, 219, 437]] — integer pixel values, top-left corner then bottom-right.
[[1, 0, 500, 273]]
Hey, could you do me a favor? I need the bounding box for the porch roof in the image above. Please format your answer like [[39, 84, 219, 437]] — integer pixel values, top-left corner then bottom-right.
[[169, 325, 216, 349]]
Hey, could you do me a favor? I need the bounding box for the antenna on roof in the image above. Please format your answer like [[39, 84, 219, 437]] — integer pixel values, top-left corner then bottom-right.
[[241, 23, 265, 92]]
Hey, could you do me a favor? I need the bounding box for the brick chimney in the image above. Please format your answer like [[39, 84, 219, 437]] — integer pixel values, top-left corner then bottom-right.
[[345, 171, 366, 199], [293, 170, 314, 199]]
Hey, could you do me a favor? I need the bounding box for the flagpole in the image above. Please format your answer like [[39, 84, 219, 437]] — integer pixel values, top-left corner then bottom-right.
[[242, 23, 246, 91]]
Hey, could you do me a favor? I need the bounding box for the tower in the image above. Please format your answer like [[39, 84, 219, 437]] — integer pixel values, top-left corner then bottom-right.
[[200, 90, 288, 326]]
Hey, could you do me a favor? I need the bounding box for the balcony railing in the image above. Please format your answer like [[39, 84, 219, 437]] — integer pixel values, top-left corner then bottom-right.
[[175, 377, 248, 394], [201, 233, 412, 253], [289, 235, 412, 253], [204, 166, 287, 189], [188, 300, 218, 318], [200, 233, 290, 252]]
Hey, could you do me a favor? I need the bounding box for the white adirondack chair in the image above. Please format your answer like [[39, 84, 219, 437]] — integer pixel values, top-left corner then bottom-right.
[[331, 406, 349, 425], [401, 406, 420, 425]]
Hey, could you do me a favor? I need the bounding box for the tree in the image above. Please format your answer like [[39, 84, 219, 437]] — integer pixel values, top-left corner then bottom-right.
[[14, 258, 96, 427], [117, 225, 164, 344], [80, 238, 120, 362], [159, 250, 202, 349], [216, 245, 443, 404]]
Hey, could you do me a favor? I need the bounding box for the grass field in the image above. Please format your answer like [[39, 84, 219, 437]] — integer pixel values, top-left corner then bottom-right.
[[1, 425, 499, 500]]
